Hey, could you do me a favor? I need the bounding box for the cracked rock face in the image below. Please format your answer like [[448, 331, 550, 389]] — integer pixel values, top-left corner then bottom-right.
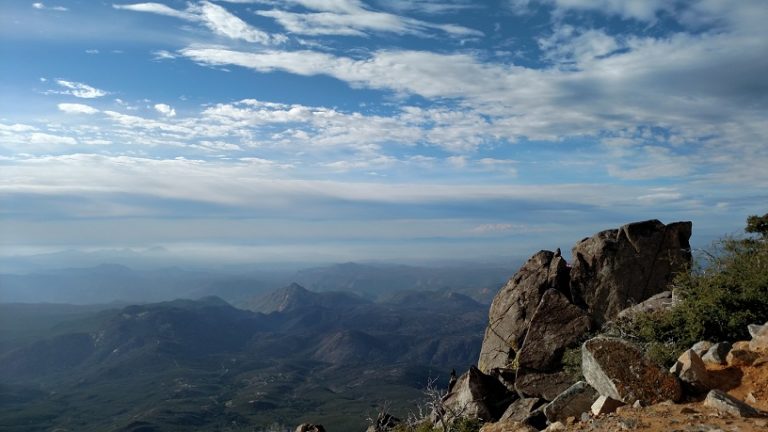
[[569, 219, 692, 324], [478, 251, 570, 373]]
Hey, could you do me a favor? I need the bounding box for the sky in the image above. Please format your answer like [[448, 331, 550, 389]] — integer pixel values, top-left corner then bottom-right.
[[0, 0, 767, 265]]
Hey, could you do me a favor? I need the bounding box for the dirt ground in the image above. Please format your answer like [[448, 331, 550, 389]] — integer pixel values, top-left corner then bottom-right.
[[561, 361, 768, 432]]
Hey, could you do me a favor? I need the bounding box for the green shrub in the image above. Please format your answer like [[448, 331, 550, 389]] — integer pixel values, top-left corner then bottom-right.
[[610, 215, 768, 366]]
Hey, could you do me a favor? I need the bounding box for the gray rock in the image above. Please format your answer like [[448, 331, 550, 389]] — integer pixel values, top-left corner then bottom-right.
[[517, 289, 592, 372], [703, 390, 766, 418], [500, 398, 544, 423], [749, 322, 768, 353], [543, 381, 598, 423], [702, 342, 731, 365], [748, 322, 767, 338], [569, 220, 692, 324], [669, 349, 714, 393], [581, 336, 682, 404], [478, 251, 570, 373], [616, 291, 677, 319], [442, 366, 516, 422], [591, 395, 624, 416], [691, 341, 714, 357], [514, 368, 578, 401]]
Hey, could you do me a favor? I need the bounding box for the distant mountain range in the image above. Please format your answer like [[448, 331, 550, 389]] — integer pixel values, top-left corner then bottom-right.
[[0, 284, 489, 432], [0, 261, 514, 305]]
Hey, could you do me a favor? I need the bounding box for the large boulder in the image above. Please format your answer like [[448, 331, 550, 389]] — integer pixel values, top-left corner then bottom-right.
[[517, 289, 592, 371], [581, 337, 682, 405], [570, 220, 692, 324], [478, 251, 570, 373], [514, 369, 577, 402], [442, 366, 516, 422]]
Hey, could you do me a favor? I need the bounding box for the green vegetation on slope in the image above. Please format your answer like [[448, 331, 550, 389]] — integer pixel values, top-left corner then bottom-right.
[[612, 213, 768, 366]]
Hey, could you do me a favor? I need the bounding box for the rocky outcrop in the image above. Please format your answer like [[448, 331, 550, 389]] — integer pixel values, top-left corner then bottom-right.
[[581, 337, 682, 405], [570, 220, 691, 324], [479, 251, 570, 373], [442, 366, 516, 422], [542, 381, 598, 423]]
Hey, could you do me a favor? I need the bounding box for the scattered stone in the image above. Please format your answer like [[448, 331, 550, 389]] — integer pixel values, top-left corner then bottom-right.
[[500, 398, 544, 423], [632, 400, 643, 409], [732, 341, 751, 351], [580, 412, 590, 422], [754, 356, 768, 367], [517, 289, 592, 372], [692, 341, 714, 357], [544, 421, 566, 431], [591, 395, 624, 416], [582, 337, 682, 404], [746, 392, 758, 404], [569, 220, 692, 324], [442, 366, 515, 422], [478, 251, 570, 373], [543, 381, 598, 423], [702, 342, 731, 365], [670, 349, 714, 393], [680, 407, 698, 414], [727, 349, 759, 367], [748, 322, 767, 338], [296, 424, 326, 432], [703, 390, 765, 418], [479, 420, 537, 432], [755, 419, 768, 428]]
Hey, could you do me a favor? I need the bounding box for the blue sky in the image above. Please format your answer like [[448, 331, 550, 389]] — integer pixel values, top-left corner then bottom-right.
[[1, 0, 767, 264]]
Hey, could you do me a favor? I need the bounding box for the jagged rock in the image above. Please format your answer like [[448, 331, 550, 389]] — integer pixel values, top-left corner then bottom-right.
[[442, 366, 516, 422], [478, 251, 570, 373], [669, 349, 713, 393], [296, 424, 326, 432], [489, 368, 517, 393], [543, 381, 598, 423], [727, 349, 759, 367], [581, 337, 682, 405], [500, 398, 544, 423], [749, 321, 768, 353], [703, 390, 766, 418], [544, 421, 566, 431], [692, 341, 714, 357], [517, 289, 592, 372], [701, 342, 731, 365], [514, 368, 578, 401], [570, 220, 692, 324], [616, 291, 677, 319], [479, 420, 538, 432], [591, 395, 624, 416]]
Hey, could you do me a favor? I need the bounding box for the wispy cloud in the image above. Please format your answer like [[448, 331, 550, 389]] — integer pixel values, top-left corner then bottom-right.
[[113, 1, 287, 44], [32, 2, 68, 12], [58, 103, 99, 114], [153, 103, 176, 117], [52, 80, 108, 98]]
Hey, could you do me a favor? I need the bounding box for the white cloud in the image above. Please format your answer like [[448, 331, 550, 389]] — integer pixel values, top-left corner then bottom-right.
[[154, 103, 176, 117], [114, 1, 286, 44], [29, 133, 77, 146], [32, 2, 68, 11], [54, 80, 108, 98], [257, 0, 482, 37], [58, 103, 99, 114]]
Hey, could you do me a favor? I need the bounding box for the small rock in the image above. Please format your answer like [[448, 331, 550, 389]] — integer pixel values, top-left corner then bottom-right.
[[632, 400, 643, 409], [670, 349, 714, 392], [580, 412, 590, 422], [727, 349, 759, 367], [746, 392, 758, 404], [680, 407, 698, 414], [702, 342, 731, 365], [479, 420, 538, 432], [748, 322, 767, 338], [296, 424, 326, 432], [545, 422, 566, 431], [755, 356, 768, 367], [732, 341, 751, 350], [755, 419, 768, 427], [591, 395, 624, 416], [703, 389, 765, 418], [749, 322, 768, 353], [543, 381, 598, 423], [692, 341, 714, 357]]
